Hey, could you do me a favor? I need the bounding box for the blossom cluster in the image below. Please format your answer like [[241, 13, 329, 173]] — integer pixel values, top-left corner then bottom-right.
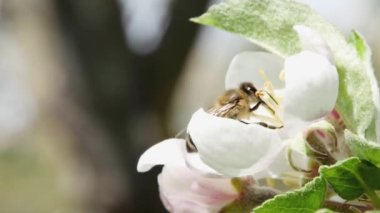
[[137, 26, 339, 212]]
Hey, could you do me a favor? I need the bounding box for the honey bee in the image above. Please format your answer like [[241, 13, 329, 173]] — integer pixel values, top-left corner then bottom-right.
[[208, 82, 282, 129], [185, 82, 282, 153]]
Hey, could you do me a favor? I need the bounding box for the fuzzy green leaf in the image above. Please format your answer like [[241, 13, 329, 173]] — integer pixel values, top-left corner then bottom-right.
[[348, 31, 380, 142], [345, 130, 380, 168], [320, 157, 380, 200], [252, 177, 326, 213], [192, 0, 377, 139], [348, 31, 368, 60]]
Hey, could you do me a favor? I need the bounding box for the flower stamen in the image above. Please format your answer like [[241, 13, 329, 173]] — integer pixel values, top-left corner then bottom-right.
[[279, 70, 285, 82], [251, 69, 284, 127]]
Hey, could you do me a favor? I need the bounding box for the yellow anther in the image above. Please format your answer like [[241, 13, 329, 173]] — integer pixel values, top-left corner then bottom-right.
[[279, 70, 285, 81], [263, 81, 274, 94], [253, 69, 284, 126], [259, 69, 270, 81]]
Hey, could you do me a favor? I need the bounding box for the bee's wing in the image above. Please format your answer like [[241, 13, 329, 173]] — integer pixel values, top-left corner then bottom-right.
[[207, 103, 236, 117]]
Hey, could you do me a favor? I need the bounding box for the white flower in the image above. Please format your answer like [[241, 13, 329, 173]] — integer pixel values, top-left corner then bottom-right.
[[184, 25, 338, 177], [186, 109, 286, 177], [137, 25, 338, 178]]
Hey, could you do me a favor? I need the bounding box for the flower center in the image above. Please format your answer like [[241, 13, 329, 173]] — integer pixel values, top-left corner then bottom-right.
[[248, 69, 284, 128]]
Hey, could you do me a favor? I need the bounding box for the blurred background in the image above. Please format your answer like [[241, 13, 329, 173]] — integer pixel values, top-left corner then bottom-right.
[[0, 0, 378, 212]]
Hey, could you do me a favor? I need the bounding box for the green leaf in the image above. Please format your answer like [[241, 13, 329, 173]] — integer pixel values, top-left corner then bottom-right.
[[191, 0, 306, 57], [348, 31, 367, 60], [345, 130, 380, 168], [253, 177, 326, 213], [320, 157, 380, 201], [192, 0, 377, 139], [348, 31, 380, 142]]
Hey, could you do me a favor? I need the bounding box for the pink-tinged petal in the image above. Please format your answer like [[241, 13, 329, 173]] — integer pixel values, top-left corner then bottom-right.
[[283, 51, 338, 135], [225, 51, 284, 90], [137, 138, 186, 172], [187, 108, 283, 177], [158, 165, 237, 213], [293, 25, 334, 63]]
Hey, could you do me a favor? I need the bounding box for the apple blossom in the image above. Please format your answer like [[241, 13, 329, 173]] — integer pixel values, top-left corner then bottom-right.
[[137, 25, 338, 178], [185, 25, 338, 177]]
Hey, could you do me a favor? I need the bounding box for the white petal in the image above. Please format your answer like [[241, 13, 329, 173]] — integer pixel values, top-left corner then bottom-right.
[[266, 144, 305, 178], [137, 138, 186, 172], [294, 25, 334, 63], [187, 108, 283, 177], [158, 165, 237, 212], [283, 51, 338, 135], [185, 152, 222, 177], [225, 51, 284, 90], [234, 141, 287, 178]]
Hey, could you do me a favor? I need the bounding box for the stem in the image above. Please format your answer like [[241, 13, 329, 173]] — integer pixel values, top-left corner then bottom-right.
[[324, 200, 372, 212], [365, 189, 380, 209]]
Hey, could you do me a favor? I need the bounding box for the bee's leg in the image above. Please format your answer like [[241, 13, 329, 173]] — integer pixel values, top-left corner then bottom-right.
[[256, 91, 276, 115], [238, 120, 250, 125], [255, 122, 283, 129], [249, 101, 262, 112], [239, 120, 282, 129]]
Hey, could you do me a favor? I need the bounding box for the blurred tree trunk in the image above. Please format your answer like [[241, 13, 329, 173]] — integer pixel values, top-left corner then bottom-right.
[[1, 0, 129, 212], [53, 0, 208, 212]]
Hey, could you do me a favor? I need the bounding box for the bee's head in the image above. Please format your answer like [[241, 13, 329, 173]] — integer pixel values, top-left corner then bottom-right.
[[240, 82, 257, 95]]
